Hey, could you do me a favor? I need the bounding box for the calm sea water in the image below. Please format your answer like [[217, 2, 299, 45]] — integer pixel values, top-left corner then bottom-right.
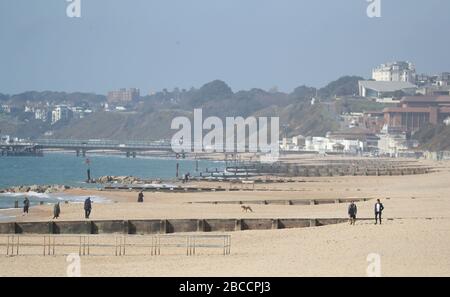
[[0, 153, 224, 210]]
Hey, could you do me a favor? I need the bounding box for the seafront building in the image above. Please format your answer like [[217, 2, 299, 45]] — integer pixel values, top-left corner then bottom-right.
[[51, 105, 73, 124], [287, 128, 379, 154], [416, 72, 450, 87], [377, 125, 419, 156], [281, 135, 306, 151], [358, 61, 450, 102], [107, 88, 140, 104], [303, 136, 364, 154], [372, 61, 416, 83], [358, 81, 417, 101], [383, 95, 450, 132], [34, 108, 50, 121]]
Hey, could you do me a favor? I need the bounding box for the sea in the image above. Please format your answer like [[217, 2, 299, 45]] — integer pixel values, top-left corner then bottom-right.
[[0, 152, 224, 211]]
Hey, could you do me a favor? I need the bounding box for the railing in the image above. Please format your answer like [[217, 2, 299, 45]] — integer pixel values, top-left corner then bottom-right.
[[0, 234, 231, 257], [34, 139, 174, 149]]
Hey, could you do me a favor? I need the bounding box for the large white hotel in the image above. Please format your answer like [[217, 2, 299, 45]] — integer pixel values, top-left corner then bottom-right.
[[372, 61, 416, 83]]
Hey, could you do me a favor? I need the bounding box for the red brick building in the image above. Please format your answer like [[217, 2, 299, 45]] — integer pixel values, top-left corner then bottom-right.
[[383, 96, 450, 132]]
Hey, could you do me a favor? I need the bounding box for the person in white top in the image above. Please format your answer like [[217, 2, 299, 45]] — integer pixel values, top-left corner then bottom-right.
[[374, 199, 385, 225]]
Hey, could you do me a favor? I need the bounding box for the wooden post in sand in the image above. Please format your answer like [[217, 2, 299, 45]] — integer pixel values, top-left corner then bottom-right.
[[160, 220, 168, 234], [234, 219, 242, 231], [16, 236, 19, 255], [271, 219, 280, 229], [6, 235, 10, 256], [123, 221, 129, 234], [196, 219, 205, 232]]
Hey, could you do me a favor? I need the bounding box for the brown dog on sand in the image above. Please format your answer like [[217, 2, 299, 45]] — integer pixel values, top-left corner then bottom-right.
[[241, 205, 253, 212]]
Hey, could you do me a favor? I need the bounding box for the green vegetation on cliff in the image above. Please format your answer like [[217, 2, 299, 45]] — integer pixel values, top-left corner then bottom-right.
[[413, 124, 450, 151]]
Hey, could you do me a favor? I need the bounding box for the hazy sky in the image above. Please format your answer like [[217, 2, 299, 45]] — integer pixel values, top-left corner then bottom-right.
[[1, 0, 449, 95]]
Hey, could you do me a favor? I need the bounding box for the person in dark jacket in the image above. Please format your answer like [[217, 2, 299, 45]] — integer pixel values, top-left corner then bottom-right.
[[23, 197, 30, 215], [84, 197, 92, 219], [53, 202, 61, 219], [348, 201, 357, 225], [137, 191, 144, 203], [374, 199, 385, 225]]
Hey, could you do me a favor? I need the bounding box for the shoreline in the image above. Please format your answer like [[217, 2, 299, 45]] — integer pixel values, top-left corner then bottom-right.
[[1, 159, 450, 276], [0, 191, 110, 221]]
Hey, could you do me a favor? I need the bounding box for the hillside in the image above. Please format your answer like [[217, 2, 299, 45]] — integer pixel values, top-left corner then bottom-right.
[[255, 102, 339, 137], [52, 110, 191, 141], [6, 91, 106, 106], [318, 76, 364, 99], [1, 76, 366, 140], [413, 124, 450, 151], [0, 114, 51, 139]]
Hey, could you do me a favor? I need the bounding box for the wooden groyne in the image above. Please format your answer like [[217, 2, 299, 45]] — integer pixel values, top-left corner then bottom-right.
[[224, 163, 432, 178], [190, 198, 372, 206], [0, 218, 361, 235]]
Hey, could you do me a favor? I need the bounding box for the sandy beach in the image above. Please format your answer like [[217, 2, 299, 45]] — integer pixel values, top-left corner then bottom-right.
[[1, 158, 450, 276]]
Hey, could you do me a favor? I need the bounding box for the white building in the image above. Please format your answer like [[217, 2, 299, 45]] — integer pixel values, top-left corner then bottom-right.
[[377, 125, 418, 156], [35, 109, 49, 121], [281, 138, 294, 151], [24, 106, 34, 113], [304, 137, 330, 153], [51, 105, 72, 124], [281, 135, 305, 151], [358, 81, 417, 100], [1, 104, 12, 113], [0, 134, 11, 144], [340, 113, 364, 129], [304, 136, 364, 154], [444, 117, 450, 126], [70, 106, 87, 119], [372, 61, 416, 84], [292, 135, 305, 147]]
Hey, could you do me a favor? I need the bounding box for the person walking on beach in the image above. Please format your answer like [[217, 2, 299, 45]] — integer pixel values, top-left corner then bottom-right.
[[348, 201, 357, 225], [84, 197, 92, 219], [374, 199, 384, 225], [23, 197, 30, 215], [53, 202, 61, 219], [137, 191, 144, 203]]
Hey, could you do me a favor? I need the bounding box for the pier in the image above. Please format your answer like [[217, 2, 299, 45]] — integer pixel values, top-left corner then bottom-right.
[[0, 145, 43, 157], [1, 139, 176, 158]]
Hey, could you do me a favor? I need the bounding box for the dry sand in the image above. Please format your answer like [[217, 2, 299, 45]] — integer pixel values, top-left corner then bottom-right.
[[1, 159, 450, 276]]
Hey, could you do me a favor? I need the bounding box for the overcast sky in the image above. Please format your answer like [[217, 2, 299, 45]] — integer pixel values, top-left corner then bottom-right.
[[1, 0, 449, 95]]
